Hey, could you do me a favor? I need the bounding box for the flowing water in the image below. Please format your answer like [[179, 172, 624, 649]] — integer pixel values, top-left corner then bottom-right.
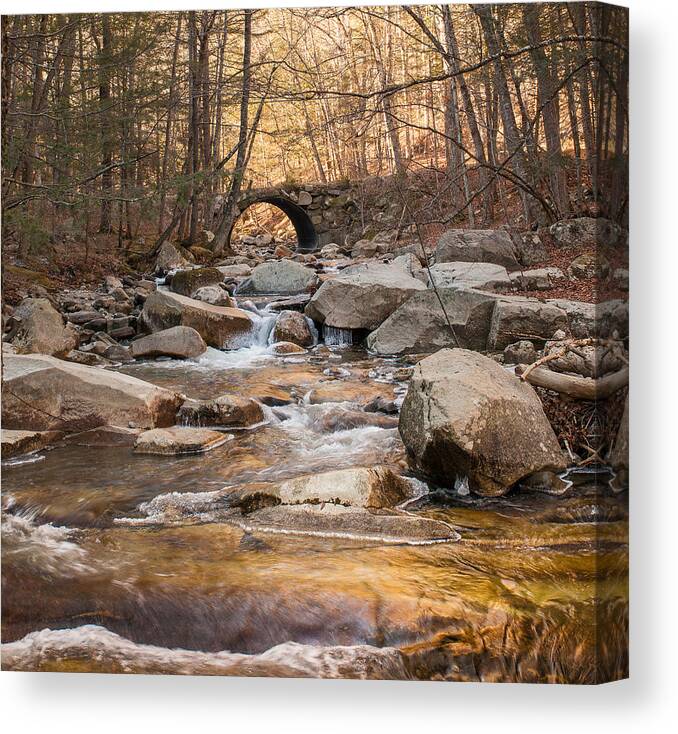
[[1, 296, 628, 682]]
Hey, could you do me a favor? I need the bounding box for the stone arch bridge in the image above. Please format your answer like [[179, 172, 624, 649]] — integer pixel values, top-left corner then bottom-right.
[[224, 184, 361, 252]]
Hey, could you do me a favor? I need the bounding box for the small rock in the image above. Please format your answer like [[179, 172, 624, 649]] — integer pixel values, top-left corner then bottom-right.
[[134, 426, 229, 455], [178, 395, 264, 427], [503, 340, 537, 365]]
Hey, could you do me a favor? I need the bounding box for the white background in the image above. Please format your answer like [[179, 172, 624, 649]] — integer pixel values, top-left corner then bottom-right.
[[1, 0, 676, 731]]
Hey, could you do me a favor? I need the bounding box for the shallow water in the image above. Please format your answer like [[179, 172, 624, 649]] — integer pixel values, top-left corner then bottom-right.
[[1, 305, 628, 682]]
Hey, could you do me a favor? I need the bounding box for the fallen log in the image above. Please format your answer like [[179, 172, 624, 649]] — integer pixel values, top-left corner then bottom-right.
[[515, 364, 629, 400]]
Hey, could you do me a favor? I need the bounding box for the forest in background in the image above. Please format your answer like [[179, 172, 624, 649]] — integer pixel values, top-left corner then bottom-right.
[[1, 3, 628, 266]]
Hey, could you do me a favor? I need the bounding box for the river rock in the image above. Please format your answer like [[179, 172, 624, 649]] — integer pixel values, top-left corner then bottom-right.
[[232, 466, 412, 511], [140, 290, 253, 348], [131, 326, 207, 360], [155, 241, 192, 273], [434, 229, 520, 270], [178, 395, 264, 427], [305, 263, 426, 330], [134, 426, 229, 455], [314, 409, 399, 432], [272, 310, 314, 347], [8, 298, 78, 357], [192, 285, 234, 307], [427, 262, 512, 291], [549, 217, 624, 248], [270, 341, 306, 355], [487, 296, 569, 350], [238, 504, 459, 544], [1, 354, 182, 432], [169, 267, 223, 297], [366, 287, 495, 355], [237, 260, 319, 294], [1, 428, 61, 459], [351, 239, 379, 259], [512, 231, 548, 266], [399, 349, 566, 496]]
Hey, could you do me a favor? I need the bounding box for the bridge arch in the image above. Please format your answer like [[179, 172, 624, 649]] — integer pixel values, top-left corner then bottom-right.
[[229, 195, 318, 253]]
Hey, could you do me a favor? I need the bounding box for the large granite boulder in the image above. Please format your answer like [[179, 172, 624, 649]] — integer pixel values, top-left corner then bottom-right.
[[1, 354, 182, 432], [427, 262, 512, 291], [130, 326, 207, 360], [8, 298, 78, 357], [305, 263, 426, 330], [487, 296, 569, 350], [399, 349, 566, 496], [140, 290, 252, 348], [366, 287, 495, 355], [237, 260, 319, 294], [546, 298, 628, 339], [272, 310, 314, 347], [549, 217, 625, 248], [434, 229, 520, 270], [169, 267, 223, 297]]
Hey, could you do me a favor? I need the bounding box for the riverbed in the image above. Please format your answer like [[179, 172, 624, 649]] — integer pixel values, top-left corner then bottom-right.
[[1, 303, 628, 682]]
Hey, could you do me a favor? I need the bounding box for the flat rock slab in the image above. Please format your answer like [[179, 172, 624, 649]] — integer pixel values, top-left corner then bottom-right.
[[134, 426, 230, 455], [1, 429, 61, 459], [178, 395, 264, 428], [2, 354, 182, 432], [427, 262, 512, 291], [232, 466, 414, 510], [236, 504, 460, 545]]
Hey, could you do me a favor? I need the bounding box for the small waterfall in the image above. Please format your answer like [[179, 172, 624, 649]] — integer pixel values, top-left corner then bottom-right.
[[322, 325, 353, 347]]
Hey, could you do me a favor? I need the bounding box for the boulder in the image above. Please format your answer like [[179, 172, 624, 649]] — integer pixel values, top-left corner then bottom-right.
[[351, 239, 379, 259], [272, 310, 314, 347], [434, 229, 520, 270], [1, 354, 182, 432], [169, 267, 223, 297], [613, 268, 629, 290], [567, 253, 609, 279], [399, 349, 566, 496], [366, 287, 495, 355], [237, 260, 319, 294], [503, 340, 537, 365], [546, 298, 596, 338], [193, 285, 234, 307], [427, 262, 512, 291], [155, 241, 191, 273], [512, 231, 548, 266], [134, 426, 229, 455], [8, 298, 78, 357], [305, 263, 426, 330], [140, 290, 253, 348], [487, 296, 569, 350], [232, 466, 413, 511], [131, 326, 207, 360], [509, 267, 565, 291], [549, 217, 625, 248], [178, 394, 264, 427]]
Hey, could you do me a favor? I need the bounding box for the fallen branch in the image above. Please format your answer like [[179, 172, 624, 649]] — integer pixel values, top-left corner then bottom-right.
[[519, 337, 595, 381], [515, 364, 629, 400]]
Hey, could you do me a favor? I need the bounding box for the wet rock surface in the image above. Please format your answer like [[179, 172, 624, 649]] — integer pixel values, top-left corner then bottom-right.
[[399, 349, 566, 496]]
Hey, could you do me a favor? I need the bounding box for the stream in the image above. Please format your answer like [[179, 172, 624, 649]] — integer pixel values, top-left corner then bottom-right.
[[1, 295, 628, 682]]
